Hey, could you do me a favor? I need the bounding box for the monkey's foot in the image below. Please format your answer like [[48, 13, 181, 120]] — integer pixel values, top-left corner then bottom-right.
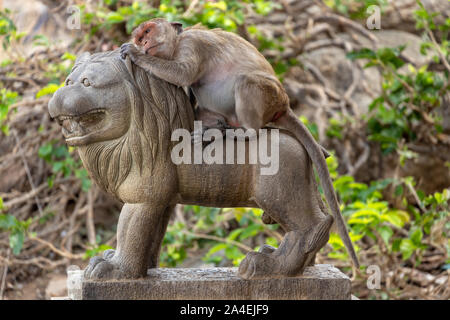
[[120, 43, 138, 61], [191, 119, 246, 145], [190, 121, 232, 145], [191, 128, 205, 145]]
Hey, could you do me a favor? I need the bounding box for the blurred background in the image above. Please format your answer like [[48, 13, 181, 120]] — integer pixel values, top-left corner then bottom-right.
[[0, 0, 448, 300]]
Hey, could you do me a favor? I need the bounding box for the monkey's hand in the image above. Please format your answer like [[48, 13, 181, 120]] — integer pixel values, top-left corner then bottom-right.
[[120, 43, 139, 61]]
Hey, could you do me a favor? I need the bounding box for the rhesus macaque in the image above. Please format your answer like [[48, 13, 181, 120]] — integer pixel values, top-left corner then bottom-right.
[[120, 18, 359, 268]]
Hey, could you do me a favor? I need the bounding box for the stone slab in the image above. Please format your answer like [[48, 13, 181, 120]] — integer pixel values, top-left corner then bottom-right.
[[68, 264, 351, 300]]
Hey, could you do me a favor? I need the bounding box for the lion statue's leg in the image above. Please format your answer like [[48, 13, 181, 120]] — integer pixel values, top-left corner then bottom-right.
[[84, 204, 173, 280], [238, 147, 333, 279]]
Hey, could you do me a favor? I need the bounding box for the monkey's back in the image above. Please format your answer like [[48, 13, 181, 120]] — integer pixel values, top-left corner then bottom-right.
[[180, 27, 275, 75]]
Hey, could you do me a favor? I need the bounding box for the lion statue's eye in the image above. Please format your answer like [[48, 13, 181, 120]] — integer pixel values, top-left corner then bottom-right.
[[66, 79, 73, 86], [82, 78, 91, 87]]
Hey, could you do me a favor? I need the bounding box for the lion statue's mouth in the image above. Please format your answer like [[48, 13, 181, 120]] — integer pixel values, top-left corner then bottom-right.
[[56, 108, 106, 143]]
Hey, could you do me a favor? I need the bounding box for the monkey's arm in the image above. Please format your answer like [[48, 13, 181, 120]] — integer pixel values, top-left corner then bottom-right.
[[120, 43, 200, 87]]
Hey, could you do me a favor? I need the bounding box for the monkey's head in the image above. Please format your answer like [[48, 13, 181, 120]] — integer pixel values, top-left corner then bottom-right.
[[132, 18, 183, 59]]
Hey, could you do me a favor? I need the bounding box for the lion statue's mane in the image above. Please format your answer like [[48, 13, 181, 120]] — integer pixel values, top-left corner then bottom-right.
[[76, 51, 194, 194]]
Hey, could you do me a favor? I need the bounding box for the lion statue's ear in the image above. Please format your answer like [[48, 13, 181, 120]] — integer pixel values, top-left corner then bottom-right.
[[72, 52, 91, 72], [75, 52, 91, 64], [171, 22, 183, 35]]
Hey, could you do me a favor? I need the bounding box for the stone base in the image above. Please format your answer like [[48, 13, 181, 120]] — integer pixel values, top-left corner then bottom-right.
[[68, 264, 351, 300]]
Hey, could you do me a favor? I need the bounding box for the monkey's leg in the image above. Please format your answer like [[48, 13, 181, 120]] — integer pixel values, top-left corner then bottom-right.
[[234, 73, 331, 158], [194, 106, 228, 127], [192, 107, 241, 145], [84, 203, 172, 280]]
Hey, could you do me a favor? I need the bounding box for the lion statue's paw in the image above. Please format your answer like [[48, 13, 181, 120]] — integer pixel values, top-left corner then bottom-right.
[[102, 249, 116, 260], [238, 251, 281, 280], [84, 256, 125, 280]]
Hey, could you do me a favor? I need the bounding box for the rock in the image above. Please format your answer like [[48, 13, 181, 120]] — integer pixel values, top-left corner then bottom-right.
[[68, 265, 352, 300], [45, 274, 67, 299], [372, 30, 432, 67], [300, 46, 382, 114]]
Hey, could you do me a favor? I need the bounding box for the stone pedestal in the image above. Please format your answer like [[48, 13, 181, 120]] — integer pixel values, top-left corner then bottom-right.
[[67, 264, 351, 300]]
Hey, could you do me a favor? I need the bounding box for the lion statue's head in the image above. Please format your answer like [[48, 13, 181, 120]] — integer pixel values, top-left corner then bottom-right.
[[48, 50, 194, 194]]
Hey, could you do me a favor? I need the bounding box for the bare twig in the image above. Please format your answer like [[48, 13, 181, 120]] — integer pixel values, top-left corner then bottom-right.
[[11, 130, 45, 217], [86, 188, 96, 245], [0, 249, 10, 300]]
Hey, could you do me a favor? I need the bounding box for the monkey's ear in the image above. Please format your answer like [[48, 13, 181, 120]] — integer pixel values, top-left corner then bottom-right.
[[171, 22, 183, 34]]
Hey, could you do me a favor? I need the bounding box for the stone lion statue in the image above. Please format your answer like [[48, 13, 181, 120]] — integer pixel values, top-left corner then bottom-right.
[[48, 50, 354, 280]]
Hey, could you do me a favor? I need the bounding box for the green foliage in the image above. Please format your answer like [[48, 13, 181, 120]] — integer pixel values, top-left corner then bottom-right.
[[36, 83, 64, 99], [0, 88, 18, 135], [299, 115, 319, 141], [160, 221, 189, 267], [346, 2, 449, 155], [327, 154, 449, 265], [81, 0, 273, 35], [348, 45, 447, 154], [38, 142, 91, 191], [83, 244, 114, 259], [78, 0, 285, 73], [41, 52, 76, 86], [203, 208, 269, 266], [159, 206, 279, 268], [0, 210, 32, 255], [324, 0, 388, 19], [0, 9, 24, 50]]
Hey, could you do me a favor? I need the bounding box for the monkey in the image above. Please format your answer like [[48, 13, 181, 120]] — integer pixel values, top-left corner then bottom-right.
[[120, 18, 359, 269]]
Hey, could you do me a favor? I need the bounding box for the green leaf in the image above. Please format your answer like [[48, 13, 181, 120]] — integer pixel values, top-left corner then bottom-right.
[[391, 238, 402, 252], [206, 243, 228, 256], [36, 83, 63, 98], [377, 225, 393, 246], [106, 12, 125, 24], [0, 214, 16, 229], [38, 143, 53, 160], [9, 230, 24, 255], [328, 233, 344, 249], [400, 239, 416, 260], [410, 228, 423, 246], [265, 237, 278, 248], [227, 228, 243, 241], [328, 251, 348, 261], [347, 48, 376, 60], [381, 210, 408, 227], [239, 224, 263, 240], [224, 246, 243, 260], [61, 52, 77, 61]]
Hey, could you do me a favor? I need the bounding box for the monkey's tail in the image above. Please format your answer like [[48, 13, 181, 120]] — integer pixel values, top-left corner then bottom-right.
[[275, 109, 360, 269]]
